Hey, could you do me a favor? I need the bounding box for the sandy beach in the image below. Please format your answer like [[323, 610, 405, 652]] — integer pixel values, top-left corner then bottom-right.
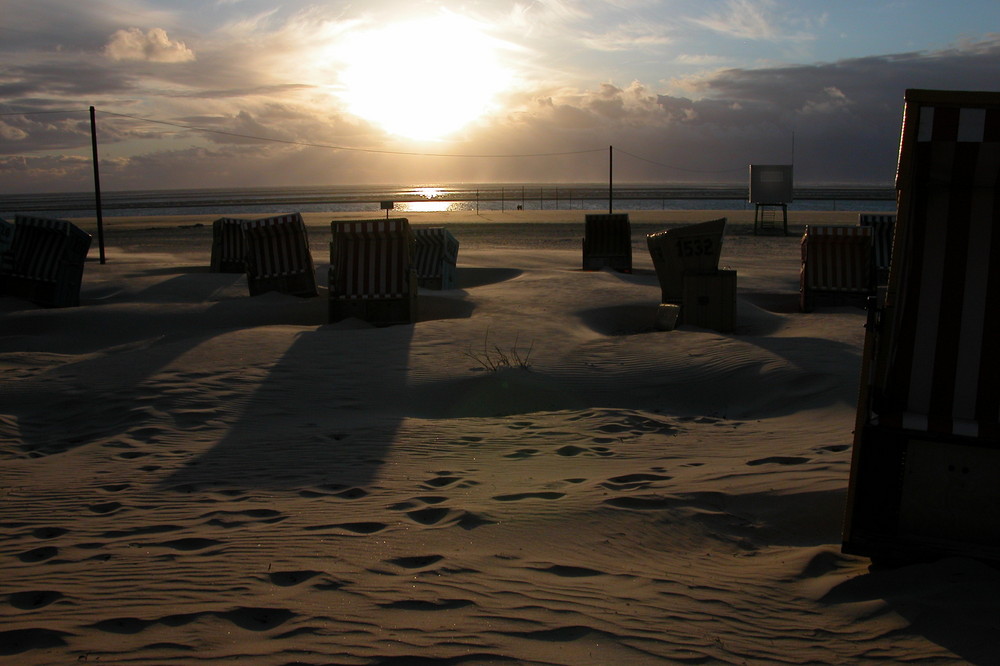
[[3, 208, 998, 665]]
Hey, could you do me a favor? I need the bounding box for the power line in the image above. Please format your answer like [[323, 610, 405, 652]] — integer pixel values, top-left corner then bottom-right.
[[613, 147, 745, 174], [99, 110, 608, 159]]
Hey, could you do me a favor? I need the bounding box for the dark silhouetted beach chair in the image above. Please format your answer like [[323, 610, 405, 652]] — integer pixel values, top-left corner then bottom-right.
[[413, 227, 459, 290], [241, 213, 317, 297], [646, 218, 726, 304], [843, 89, 1000, 564], [0, 215, 91, 307], [582, 213, 631, 272], [210, 217, 249, 273], [799, 225, 875, 312], [329, 218, 417, 325], [858, 213, 896, 284]]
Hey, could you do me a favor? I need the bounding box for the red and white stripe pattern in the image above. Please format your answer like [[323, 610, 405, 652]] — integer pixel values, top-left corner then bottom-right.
[[10, 215, 89, 282], [329, 218, 413, 299], [800, 225, 874, 293], [413, 227, 458, 281], [858, 213, 896, 277], [242, 213, 314, 279], [873, 92, 1000, 438]]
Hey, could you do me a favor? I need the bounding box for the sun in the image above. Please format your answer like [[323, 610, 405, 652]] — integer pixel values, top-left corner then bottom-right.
[[333, 14, 513, 141]]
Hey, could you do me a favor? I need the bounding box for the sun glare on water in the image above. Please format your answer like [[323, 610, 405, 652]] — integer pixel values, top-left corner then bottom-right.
[[333, 14, 513, 141]]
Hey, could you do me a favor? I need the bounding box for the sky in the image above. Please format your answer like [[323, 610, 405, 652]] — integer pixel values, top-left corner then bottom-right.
[[2, 0, 1000, 193]]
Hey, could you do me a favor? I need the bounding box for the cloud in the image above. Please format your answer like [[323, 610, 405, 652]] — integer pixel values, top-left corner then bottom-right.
[[104, 28, 196, 63], [691, 0, 778, 40]]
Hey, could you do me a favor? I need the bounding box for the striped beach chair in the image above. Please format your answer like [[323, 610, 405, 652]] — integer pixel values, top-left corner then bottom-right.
[[0, 215, 91, 307], [646, 218, 726, 303], [799, 225, 875, 312], [328, 218, 417, 325], [241, 213, 317, 297], [858, 213, 896, 284], [582, 214, 631, 272], [843, 89, 1000, 564], [210, 217, 249, 273], [413, 227, 459, 290]]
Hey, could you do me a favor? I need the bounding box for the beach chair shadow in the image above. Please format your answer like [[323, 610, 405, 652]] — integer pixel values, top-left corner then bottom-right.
[[799, 225, 875, 312], [329, 218, 417, 325], [843, 89, 1000, 565], [582, 213, 631, 273]]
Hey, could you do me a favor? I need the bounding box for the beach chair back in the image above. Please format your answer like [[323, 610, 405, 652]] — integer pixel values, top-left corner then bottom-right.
[[242, 213, 317, 297], [800, 225, 874, 298], [582, 213, 631, 272], [328, 218, 416, 324], [844, 89, 1000, 563], [413, 227, 459, 290], [2, 215, 91, 307], [210, 217, 249, 273], [646, 218, 726, 303]]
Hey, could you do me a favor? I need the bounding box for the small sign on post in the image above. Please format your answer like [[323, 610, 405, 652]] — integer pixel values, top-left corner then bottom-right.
[[380, 201, 394, 219]]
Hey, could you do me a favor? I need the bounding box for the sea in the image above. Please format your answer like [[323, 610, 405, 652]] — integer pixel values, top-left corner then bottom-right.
[[0, 183, 896, 219]]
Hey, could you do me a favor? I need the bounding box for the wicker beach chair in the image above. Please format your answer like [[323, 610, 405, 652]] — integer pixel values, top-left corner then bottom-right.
[[0, 215, 92, 307], [328, 218, 417, 325], [210, 217, 250, 273], [858, 213, 896, 284], [799, 225, 875, 312], [242, 213, 317, 297], [413, 227, 459, 290], [582, 213, 631, 272], [843, 89, 1000, 564]]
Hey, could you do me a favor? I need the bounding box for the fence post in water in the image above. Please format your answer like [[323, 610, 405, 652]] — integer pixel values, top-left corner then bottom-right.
[[89, 106, 106, 264]]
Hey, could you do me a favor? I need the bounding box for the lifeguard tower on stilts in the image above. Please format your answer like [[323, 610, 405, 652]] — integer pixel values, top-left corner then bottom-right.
[[750, 164, 793, 236]]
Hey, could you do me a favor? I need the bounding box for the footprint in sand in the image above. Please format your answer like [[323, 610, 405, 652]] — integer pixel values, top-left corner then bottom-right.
[[218, 607, 296, 631], [387, 496, 447, 511], [88, 502, 123, 515], [556, 445, 614, 457], [600, 473, 673, 491], [504, 448, 539, 459], [532, 564, 604, 577], [385, 555, 444, 569], [377, 599, 475, 610], [9, 590, 64, 610], [492, 492, 565, 502], [268, 570, 322, 587], [405, 507, 492, 530], [603, 496, 675, 510], [746, 456, 811, 466], [153, 538, 223, 551], [18, 546, 58, 563], [32, 527, 68, 539], [303, 522, 387, 535]]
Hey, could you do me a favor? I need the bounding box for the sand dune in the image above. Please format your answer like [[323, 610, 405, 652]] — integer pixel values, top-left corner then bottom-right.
[[3, 211, 999, 664]]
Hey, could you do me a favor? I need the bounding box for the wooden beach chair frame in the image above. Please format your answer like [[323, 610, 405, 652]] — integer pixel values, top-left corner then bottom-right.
[[328, 218, 417, 325], [843, 89, 1000, 564], [0, 215, 92, 307], [582, 213, 632, 272], [413, 227, 459, 290], [799, 224, 876, 312], [858, 213, 896, 285]]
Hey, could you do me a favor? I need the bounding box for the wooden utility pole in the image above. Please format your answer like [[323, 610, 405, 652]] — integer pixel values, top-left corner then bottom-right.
[[89, 106, 106, 263]]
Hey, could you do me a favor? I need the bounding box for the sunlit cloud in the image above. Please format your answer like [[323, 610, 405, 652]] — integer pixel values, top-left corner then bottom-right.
[[104, 27, 196, 63]]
